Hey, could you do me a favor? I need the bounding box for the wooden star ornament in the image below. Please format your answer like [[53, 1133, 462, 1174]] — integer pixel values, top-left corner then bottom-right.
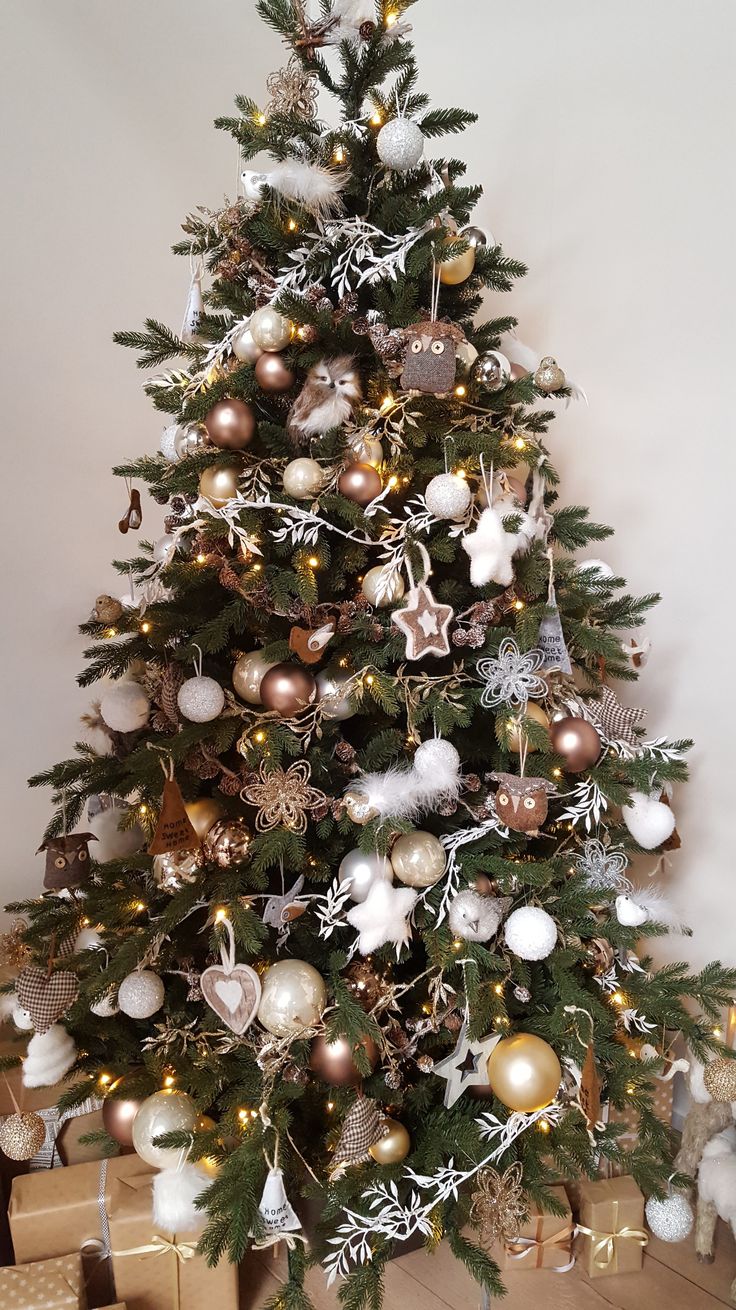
[[433, 1020, 501, 1108], [392, 582, 454, 660]]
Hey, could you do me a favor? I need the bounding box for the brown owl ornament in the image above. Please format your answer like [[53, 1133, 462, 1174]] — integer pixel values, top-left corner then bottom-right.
[[37, 833, 97, 890], [286, 356, 362, 447], [400, 320, 466, 395], [489, 772, 557, 836]]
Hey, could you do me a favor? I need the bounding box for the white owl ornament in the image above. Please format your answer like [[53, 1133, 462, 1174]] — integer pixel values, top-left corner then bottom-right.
[[287, 356, 362, 446]]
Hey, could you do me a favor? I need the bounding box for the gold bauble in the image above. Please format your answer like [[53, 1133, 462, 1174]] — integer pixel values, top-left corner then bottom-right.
[[199, 464, 239, 508], [203, 816, 252, 869], [438, 237, 476, 286], [344, 789, 379, 825], [361, 566, 405, 608], [131, 1089, 198, 1170], [507, 702, 550, 753], [249, 306, 293, 352], [0, 1111, 45, 1161], [390, 830, 446, 888], [487, 1034, 561, 1113], [369, 1118, 411, 1165], [703, 1058, 736, 1103], [184, 798, 226, 842]]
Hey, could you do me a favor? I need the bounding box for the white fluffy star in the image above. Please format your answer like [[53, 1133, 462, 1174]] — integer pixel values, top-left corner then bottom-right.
[[346, 881, 418, 957], [462, 507, 517, 587]]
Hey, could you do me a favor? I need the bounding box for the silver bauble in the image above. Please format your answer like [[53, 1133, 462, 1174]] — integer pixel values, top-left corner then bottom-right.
[[504, 907, 557, 961], [160, 424, 182, 463], [390, 831, 446, 888], [232, 652, 276, 705], [177, 676, 225, 724], [257, 959, 327, 1037], [377, 118, 424, 171], [471, 351, 512, 392], [249, 306, 292, 352], [131, 1089, 198, 1169], [232, 323, 262, 364], [100, 682, 150, 733], [338, 850, 394, 903], [645, 1193, 694, 1243], [361, 566, 405, 608], [413, 738, 461, 779], [282, 458, 324, 500], [153, 534, 176, 565], [424, 473, 472, 522], [461, 225, 490, 249], [153, 848, 203, 893], [316, 670, 356, 721], [118, 970, 165, 1019], [175, 423, 206, 460]]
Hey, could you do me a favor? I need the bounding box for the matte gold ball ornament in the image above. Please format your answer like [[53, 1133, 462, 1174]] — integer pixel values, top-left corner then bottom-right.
[[369, 1118, 411, 1165], [308, 1033, 379, 1086], [338, 462, 383, 506], [184, 797, 226, 842], [199, 464, 240, 508], [486, 1033, 562, 1113], [204, 398, 256, 450], [549, 716, 602, 773], [0, 1111, 46, 1161], [438, 235, 476, 286], [390, 830, 446, 888], [255, 352, 296, 392], [249, 306, 293, 352], [131, 1089, 199, 1169], [703, 1058, 736, 1102], [361, 566, 405, 608], [507, 702, 550, 752], [259, 663, 317, 717]]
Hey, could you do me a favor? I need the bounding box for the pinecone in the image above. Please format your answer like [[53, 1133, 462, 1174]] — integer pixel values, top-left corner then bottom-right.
[[219, 561, 242, 592], [158, 664, 185, 727], [170, 495, 188, 515], [384, 1067, 402, 1090], [218, 771, 245, 797], [437, 797, 458, 817], [312, 802, 330, 822], [185, 746, 220, 780], [417, 1054, 434, 1074], [464, 773, 481, 793], [164, 515, 184, 533], [298, 324, 320, 345], [359, 20, 376, 37], [151, 490, 169, 506], [283, 1065, 309, 1086], [334, 740, 356, 764], [444, 1011, 462, 1033], [334, 292, 358, 322], [453, 624, 485, 648]]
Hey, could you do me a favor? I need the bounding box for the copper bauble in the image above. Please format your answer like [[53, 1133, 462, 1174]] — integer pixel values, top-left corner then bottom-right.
[[549, 716, 602, 773], [487, 1033, 561, 1113], [507, 702, 550, 753], [338, 462, 383, 507], [184, 797, 226, 842], [259, 663, 317, 717], [199, 464, 239, 508], [203, 817, 252, 869], [309, 1032, 379, 1086], [102, 1082, 145, 1149], [369, 1118, 411, 1164], [344, 960, 386, 1010], [205, 398, 256, 450], [254, 352, 296, 392]]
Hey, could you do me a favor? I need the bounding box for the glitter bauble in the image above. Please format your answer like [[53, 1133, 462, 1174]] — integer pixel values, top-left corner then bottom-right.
[[177, 675, 225, 724], [283, 457, 324, 500], [425, 473, 472, 522], [471, 351, 511, 392], [316, 670, 355, 721], [338, 462, 382, 506], [344, 790, 379, 825], [504, 906, 557, 961], [645, 1193, 694, 1243], [361, 565, 405, 608], [376, 118, 424, 171], [338, 850, 393, 903], [254, 352, 296, 392], [507, 702, 549, 753], [232, 652, 276, 705], [118, 970, 165, 1019], [131, 1089, 198, 1169], [231, 324, 262, 364], [184, 798, 226, 841], [100, 682, 150, 733], [204, 398, 256, 450], [703, 1058, 736, 1102], [257, 959, 327, 1036], [369, 1118, 411, 1164], [199, 464, 239, 508], [102, 1081, 145, 1148], [249, 306, 293, 352], [153, 848, 203, 893], [309, 1032, 378, 1087], [534, 356, 566, 393], [203, 817, 252, 869], [413, 738, 461, 779], [487, 1034, 562, 1113], [390, 830, 446, 889], [259, 663, 317, 717], [0, 1112, 45, 1161], [549, 716, 602, 773]]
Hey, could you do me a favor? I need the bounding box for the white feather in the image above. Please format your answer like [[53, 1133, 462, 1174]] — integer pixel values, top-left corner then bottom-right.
[[353, 741, 461, 820], [153, 1163, 209, 1234], [624, 887, 690, 934], [268, 160, 345, 217], [22, 1025, 77, 1088]]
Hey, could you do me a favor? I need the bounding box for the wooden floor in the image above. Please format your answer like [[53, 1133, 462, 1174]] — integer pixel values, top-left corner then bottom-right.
[[242, 1221, 736, 1309]]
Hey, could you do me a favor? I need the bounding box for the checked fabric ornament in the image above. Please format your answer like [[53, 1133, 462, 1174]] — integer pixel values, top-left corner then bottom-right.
[[329, 1097, 387, 1178], [16, 966, 79, 1035], [580, 686, 646, 748]]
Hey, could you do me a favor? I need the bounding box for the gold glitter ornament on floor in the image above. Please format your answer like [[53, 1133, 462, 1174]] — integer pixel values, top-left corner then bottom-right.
[[470, 1162, 526, 1249], [266, 56, 318, 120], [703, 1057, 736, 1102], [0, 1111, 46, 1162], [242, 759, 327, 833]]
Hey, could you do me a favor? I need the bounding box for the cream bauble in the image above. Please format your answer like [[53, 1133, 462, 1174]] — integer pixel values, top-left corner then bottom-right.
[[131, 1089, 198, 1169], [88, 806, 144, 860], [316, 670, 355, 721], [177, 676, 225, 724], [257, 960, 327, 1037], [338, 850, 394, 903], [361, 566, 405, 608], [100, 683, 150, 733], [390, 831, 446, 889], [153, 534, 176, 565], [504, 906, 557, 961], [282, 458, 324, 500], [118, 970, 165, 1019], [74, 926, 104, 952], [233, 652, 276, 705], [487, 1033, 561, 1112], [231, 323, 262, 364], [645, 1193, 694, 1243], [160, 424, 182, 463], [455, 340, 479, 377], [249, 306, 292, 352], [425, 473, 472, 522]]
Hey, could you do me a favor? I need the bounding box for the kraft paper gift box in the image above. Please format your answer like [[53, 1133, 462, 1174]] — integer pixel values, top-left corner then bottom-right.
[[494, 1184, 573, 1271], [99, 1304, 127, 1309], [0, 1252, 86, 1310], [577, 1175, 647, 1278], [0, 1040, 105, 1169], [108, 1172, 238, 1310]]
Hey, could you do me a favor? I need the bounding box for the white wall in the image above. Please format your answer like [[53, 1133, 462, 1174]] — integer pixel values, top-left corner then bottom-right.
[[1, 0, 735, 975]]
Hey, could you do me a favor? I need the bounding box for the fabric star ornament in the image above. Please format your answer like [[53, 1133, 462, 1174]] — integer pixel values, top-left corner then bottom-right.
[[346, 880, 418, 957], [432, 1020, 501, 1108], [582, 686, 646, 748], [392, 582, 454, 660]]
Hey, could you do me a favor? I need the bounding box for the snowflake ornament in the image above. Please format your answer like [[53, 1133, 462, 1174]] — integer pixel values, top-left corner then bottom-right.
[[575, 839, 631, 893], [477, 639, 546, 710]]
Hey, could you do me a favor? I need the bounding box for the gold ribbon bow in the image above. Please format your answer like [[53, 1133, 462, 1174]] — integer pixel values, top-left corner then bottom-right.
[[506, 1222, 574, 1271], [576, 1222, 649, 1268]]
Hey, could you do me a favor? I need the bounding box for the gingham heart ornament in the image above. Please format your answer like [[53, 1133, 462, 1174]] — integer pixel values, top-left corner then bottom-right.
[[16, 966, 79, 1035]]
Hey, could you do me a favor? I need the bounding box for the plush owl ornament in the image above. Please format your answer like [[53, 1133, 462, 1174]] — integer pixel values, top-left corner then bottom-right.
[[488, 772, 558, 836], [37, 833, 98, 891], [400, 320, 466, 395], [286, 356, 362, 447]]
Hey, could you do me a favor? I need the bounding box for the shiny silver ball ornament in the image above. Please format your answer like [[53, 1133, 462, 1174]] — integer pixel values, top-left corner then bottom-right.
[[153, 848, 203, 893], [100, 682, 150, 733], [455, 340, 479, 378], [257, 959, 327, 1036], [645, 1193, 694, 1243], [534, 356, 566, 393], [132, 1089, 198, 1169], [413, 738, 460, 779], [231, 323, 262, 364], [390, 830, 446, 888], [377, 118, 424, 171], [232, 652, 276, 705], [118, 970, 165, 1019], [461, 225, 490, 249], [425, 473, 472, 522], [249, 306, 292, 352], [153, 534, 176, 565], [282, 458, 324, 500], [338, 850, 394, 903], [361, 566, 405, 608], [175, 423, 206, 459], [471, 351, 512, 392], [316, 670, 356, 721], [177, 676, 225, 724]]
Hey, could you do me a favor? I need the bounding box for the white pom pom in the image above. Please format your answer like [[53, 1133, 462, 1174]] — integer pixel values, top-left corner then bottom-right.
[[100, 683, 150, 733], [177, 676, 225, 724], [504, 906, 557, 961], [645, 1193, 694, 1243], [22, 1025, 77, 1088], [87, 806, 144, 861], [153, 1164, 208, 1234], [118, 970, 165, 1019]]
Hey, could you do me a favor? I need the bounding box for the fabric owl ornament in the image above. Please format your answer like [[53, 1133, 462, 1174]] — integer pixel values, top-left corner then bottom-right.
[[37, 833, 97, 891], [488, 773, 558, 837], [400, 320, 466, 395]]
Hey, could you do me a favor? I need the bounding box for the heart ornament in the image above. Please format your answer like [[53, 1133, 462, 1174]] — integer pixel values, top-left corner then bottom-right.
[[622, 790, 676, 850], [16, 966, 79, 1035], [199, 918, 261, 1035]]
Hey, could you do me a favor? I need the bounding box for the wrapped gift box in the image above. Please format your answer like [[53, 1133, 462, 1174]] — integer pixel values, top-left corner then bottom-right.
[[494, 1184, 573, 1271], [108, 1172, 238, 1310], [577, 1175, 647, 1278], [0, 1039, 105, 1169], [0, 1252, 86, 1310]]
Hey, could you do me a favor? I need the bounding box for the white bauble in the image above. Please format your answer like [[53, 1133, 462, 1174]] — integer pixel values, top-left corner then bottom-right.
[[232, 323, 262, 364], [377, 119, 424, 171], [390, 831, 446, 889], [233, 652, 276, 705], [413, 738, 461, 780], [645, 1193, 694, 1243], [622, 791, 676, 849], [90, 991, 119, 1018], [257, 960, 327, 1037], [160, 424, 182, 463], [12, 1005, 34, 1032], [504, 906, 557, 961], [100, 683, 150, 733], [425, 473, 472, 522], [177, 676, 225, 724], [118, 970, 165, 1019], [361, 566, 405, 608], [74, 926, 104, 952], [577, 559, 615, 580], [338, 850, 394, 903], [131, 1090, 198, 1169], [282, 458, 324, 500], [249, 306, 292, 352], [88, 806, 144, 860], [153, 534, 176, 565], [615, 894, 648, 927], [316, 670, 355, 721]]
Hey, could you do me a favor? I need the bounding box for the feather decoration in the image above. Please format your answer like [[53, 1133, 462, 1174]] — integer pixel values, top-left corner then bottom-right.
[[351, 739, 462, 821], [615, 888, 690, 934], [269, 159, 346, 217], [153, 1163, 208, 1233]]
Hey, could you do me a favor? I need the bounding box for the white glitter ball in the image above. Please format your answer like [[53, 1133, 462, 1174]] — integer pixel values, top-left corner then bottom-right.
[[118, 970, 165, 1019], [645, 1193, 694, 1243], [100, 682, 151, 733], [425, 473, 472, 522], [413, 738, 461, 778], [504, 906, 557, 961], [160, 424, 182, 463], [377, 118, 425, 171], [177, 676, 225, 724]]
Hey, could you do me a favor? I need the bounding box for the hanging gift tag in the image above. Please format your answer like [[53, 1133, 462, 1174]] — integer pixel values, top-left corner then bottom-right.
[[579, 1041, 602, 1128], [148, 765, 200, 855], [252, 1167, 304, 1247], [538, 590, 572, 674], [181, 262, 204, 344]]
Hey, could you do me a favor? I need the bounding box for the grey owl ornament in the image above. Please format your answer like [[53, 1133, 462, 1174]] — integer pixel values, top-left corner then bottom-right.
[[286, 356, 362, 447], [37, 833, 98, 891], [448, 891, 512, 943], [400, 320, 466, 395]]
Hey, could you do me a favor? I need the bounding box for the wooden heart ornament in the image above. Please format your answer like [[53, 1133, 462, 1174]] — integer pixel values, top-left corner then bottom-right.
[[16, 966, 80, 1035], [200, 963, 261, 1035]]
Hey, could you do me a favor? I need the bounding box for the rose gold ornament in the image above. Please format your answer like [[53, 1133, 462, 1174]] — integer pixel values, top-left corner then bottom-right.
[[205, 398, 256, 450], [254, 352, 296, 392], [338, 462, 383, 506], [203, 816, 252, 869], [369, 1117, 411, 1164], [199, 464, 240, 508], [509, 363, 528, 382], [102, 1083, 145, 1149], [259, 663, 317, 717], [549, 716, 602, 773], [0, 1112, 45, 1161], [309, 1032, 379, 1086]]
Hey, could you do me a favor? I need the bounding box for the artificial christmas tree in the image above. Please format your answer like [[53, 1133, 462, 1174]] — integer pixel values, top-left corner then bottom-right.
[[4, 1, 736, 1306]]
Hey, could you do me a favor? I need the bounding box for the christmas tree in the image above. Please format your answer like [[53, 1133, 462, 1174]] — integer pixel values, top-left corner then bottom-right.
[[6, 0, 736, 1304]]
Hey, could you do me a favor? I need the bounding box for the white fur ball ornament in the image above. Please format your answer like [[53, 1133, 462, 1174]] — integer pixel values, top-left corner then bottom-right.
[[504, 906, 557, 961], [377, 118, 425, 171], [87, 805, 144, 861], [622, 791, 676, 850], [118, 970, 164, 1019], [177, 676, 225, 724], [153, 1163, 209, 1234], [645, 1192, 694, 1243], [100, 682, 150, 733], [22, 1025, 77, 1088], [424, 473, 472, 522]]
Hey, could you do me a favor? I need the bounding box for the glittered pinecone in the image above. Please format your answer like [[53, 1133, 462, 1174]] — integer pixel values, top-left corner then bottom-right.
[[312, 802, 330, 822], [283, 1065, 310, 1086], [384, 1067, 402, 1090], [185, 746, 220, 780], [417, 1054, 434, 1074], [334, 292, 358, 322], [164, 515, 184, 533], [298, 324, 320, 345], [464, 773, 481, 793], [359, 20, 376, 38], [170, 495, 188, 515], [218, 770, 245, 797], [444, 1011, 462, 1033], [219, 561, 242, 592], [453, 624, 486, 648], [513, 985, 532, 1003], [437, 797, 458, 817], [334, 740, 357, 764], [152, 490, 169, 506]]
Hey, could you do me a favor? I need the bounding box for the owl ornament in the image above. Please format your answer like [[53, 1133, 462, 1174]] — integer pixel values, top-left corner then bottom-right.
[[489, 772, 558, 836], [400, 320, 466, 395], [286, 356, 362, 447], [37, 833, 97, 891]]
